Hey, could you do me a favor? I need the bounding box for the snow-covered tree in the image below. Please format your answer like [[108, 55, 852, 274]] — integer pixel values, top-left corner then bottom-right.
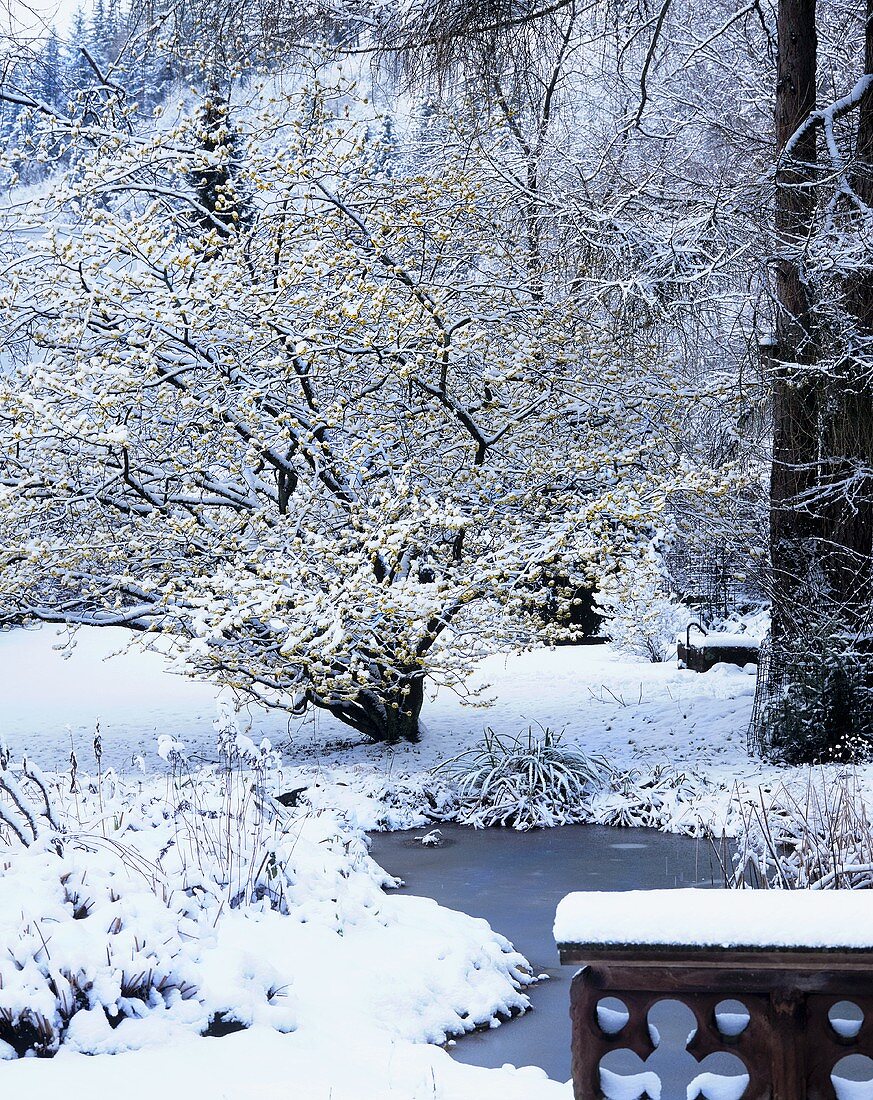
[[0, 76, 713, 742], [753, 0, 873, 762]]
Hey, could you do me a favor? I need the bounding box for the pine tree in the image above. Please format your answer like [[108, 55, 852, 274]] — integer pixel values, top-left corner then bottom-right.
[[188, 91, 250, 237], [40, 32, 64, 109], [66, 9, 95, 99]]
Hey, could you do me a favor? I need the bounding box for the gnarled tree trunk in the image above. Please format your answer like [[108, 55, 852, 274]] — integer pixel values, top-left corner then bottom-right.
[[313, 668, 426, 744]]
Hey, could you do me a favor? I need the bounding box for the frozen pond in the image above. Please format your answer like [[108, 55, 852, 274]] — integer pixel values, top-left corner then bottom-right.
[[369, 822, 720, 1082]]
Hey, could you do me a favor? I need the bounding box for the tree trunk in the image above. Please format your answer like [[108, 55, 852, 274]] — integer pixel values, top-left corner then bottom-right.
[[759, 0, 873, 762], [822, 0, 873, 628], [314, 670, 425, 744], [756, 0, 823, 761], [768, 0, 819, 647]]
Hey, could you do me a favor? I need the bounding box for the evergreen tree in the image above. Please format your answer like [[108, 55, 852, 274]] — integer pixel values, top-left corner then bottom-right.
[[89, 0, 107, 68], [66, 9, 95, 101], [40, 32, 64, 109], [188, 91, 250, 237]]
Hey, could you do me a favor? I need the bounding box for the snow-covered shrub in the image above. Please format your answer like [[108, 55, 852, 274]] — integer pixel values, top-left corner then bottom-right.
[[595, 544, 686, 663], [587, 765, 717, 835], [0, 74, 731, 747], [437, 727, 615, 830], [300, 768, 459, 832], [0, 743, 539, 1059], [0, 841, 294, 1057], [727, 770, 873, 889], [514, 558, 603, 644], [366, 773, 458, 829], [755, 638, 873, 765]]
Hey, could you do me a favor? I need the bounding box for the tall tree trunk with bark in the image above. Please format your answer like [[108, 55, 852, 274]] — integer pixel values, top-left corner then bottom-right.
[[818, 0, 873, 757], [826, 0, 873, 627], [759, 0, 873, 761], [769, 0, 819, 650]]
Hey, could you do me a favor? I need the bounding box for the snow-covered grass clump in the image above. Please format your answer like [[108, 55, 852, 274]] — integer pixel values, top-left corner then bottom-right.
[[432, 725, 733, 836], [728, 769, 873, 889], [438, 727, 615, 830], [584, 763, 725, 834]]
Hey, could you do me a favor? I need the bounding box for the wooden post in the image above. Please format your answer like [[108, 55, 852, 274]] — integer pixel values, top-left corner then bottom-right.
[[769, 989, 807, 1098]]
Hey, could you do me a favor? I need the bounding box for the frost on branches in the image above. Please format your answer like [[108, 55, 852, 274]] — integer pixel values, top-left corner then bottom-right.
[[0, 78, 714, 743]]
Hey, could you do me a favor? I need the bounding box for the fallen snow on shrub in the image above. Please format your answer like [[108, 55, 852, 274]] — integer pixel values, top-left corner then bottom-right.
[[428, 726, 735, 837], [0, 746, 534, 1067], [0, 840, 294, 1056]]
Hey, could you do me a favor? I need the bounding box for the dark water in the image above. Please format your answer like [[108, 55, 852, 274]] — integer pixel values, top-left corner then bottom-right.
[[369, 822, 720, 1082]]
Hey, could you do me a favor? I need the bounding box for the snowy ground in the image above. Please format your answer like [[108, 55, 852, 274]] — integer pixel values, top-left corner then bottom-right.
[[0, 624, 863, 1099], [0, 789, 561, 1099], [1, 624, 774, 832]]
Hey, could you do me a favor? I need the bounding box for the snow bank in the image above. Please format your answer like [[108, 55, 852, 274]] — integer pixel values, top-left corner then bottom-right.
[[554, 889, 873, 949], [0, 839, 294, 1056], [0, 750, 551, 1096], [0, 1024, 569, 1100]]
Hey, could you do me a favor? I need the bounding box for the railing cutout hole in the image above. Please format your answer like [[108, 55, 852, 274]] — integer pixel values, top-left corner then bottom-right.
[[832, 1054, 873, 1100], [715, 999, 750, 1038], [597, 997, 630, 1036], [830, 1001, 865, 1041]]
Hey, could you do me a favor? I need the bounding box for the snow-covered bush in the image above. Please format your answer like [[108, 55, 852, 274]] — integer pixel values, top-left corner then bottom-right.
[[755, 638, 873, 765], [0, 841, 295, 1057], [437, 727, 615, 829], [727, 770, 873, 889], [152, 723, 397, 916], [586, 764, 718, 835], [595, 543, 686, 663], [300, 767, 458, 831], [0, 719, 400, 1057]]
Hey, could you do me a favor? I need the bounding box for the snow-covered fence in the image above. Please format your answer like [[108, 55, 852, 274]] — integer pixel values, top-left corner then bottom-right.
[[554, 889, 873, 1099]]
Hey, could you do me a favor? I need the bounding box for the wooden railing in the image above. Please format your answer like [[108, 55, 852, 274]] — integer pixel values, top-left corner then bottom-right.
[[554, 883, 873, 1100], [556, 944, 873, 1099]]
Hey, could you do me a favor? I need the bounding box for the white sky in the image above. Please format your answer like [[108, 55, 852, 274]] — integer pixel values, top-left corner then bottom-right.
[[3, 0, 83, 38]]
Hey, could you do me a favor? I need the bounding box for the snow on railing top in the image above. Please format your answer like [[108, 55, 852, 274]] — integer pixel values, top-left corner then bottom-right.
[[694, 633, 760, 649], [554, 889, 873, 950], [676, 631, 760, 649]]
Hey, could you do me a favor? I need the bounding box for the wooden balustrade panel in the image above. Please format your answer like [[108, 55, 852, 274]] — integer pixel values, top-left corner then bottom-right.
[[567, 957, 873, 1100]]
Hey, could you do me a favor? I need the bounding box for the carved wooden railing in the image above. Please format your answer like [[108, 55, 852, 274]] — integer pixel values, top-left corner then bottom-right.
[[555, 891, 873, 1099]]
